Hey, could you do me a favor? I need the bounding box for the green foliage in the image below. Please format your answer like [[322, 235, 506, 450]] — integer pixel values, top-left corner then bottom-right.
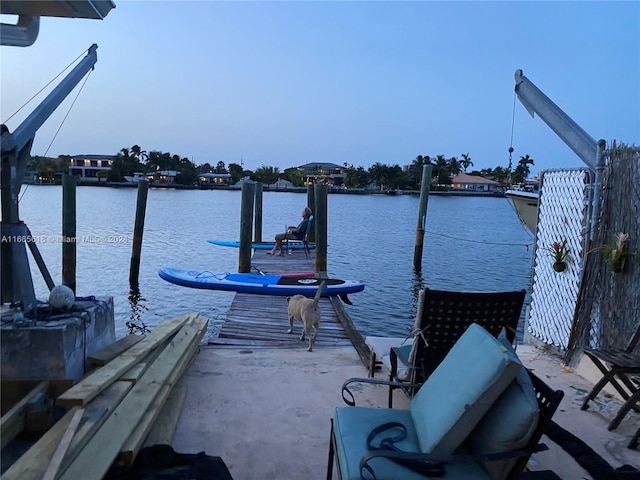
[[228, 163, 244, 184], [253, 165, 281, 184], [283, 167, 304, 186]]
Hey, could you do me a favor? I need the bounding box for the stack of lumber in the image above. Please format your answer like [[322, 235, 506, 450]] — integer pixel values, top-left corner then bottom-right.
[[1, 312, 207, 480]]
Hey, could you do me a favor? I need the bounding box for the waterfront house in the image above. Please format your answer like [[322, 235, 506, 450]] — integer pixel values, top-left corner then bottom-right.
[[451, 172, 503, 193], [68, 154, 114, 182], [198, 172, 231, 187], [149, 170, 178, 184], [297, 162, 346, 186]]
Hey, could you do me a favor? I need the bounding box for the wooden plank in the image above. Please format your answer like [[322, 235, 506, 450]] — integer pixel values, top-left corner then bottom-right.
[[120, 345, 163, 384], [143, 385, 187, 447], [59, 319, 204, 480], [2, 407, 75, 480], [42, 407, 84, 480], [119, 316, 208, 465], [1, 380, 72, 414], [0, 381, 48, 449], [56, 313, 196, 407], [3, 381, 132, 480], [87, 334, 142, 366], [331, 296, 371, 367]]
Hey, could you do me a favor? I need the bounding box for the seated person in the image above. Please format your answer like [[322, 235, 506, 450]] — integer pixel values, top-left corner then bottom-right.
[[269, 207, 312, 256]]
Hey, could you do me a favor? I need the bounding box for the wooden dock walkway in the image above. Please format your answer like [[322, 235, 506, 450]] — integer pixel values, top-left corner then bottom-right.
[[209, 249, 366, 357]]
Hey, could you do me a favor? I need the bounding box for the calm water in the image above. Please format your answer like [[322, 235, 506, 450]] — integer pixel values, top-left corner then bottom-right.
[[16, 185, 534, 340]]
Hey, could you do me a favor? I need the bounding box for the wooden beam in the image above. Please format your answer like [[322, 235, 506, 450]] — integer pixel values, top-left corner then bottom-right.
[[0, 381, 48, 449], [330, 296, 371, 367], [58, 318, 205, 480], [143, 385, 187, 447], [56, 313, 196, 407], [3, 381, 132, 480], [42, 407, 84, 480], [87, 334, 142, 366], [2, 406, 75, 480], [119, 316, 208, 465]]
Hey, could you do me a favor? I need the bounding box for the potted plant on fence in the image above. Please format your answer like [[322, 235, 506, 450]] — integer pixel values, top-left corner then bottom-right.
[[594, 233, 633, 273], [546, 239, 570, 272]]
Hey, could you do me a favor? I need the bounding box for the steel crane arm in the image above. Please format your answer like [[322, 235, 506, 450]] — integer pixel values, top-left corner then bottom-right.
[[514, 69, 597, 171], [1, 44, 98, 158]]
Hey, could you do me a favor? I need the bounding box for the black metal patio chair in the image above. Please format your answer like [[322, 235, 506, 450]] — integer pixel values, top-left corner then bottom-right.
[[386, 288, 526, 407]]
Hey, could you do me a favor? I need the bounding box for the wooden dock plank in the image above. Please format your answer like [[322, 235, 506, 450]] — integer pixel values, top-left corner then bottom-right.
[[210, 249, 370, 363]]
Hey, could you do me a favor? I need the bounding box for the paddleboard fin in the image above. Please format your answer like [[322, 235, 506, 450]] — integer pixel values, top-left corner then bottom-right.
[[339, 294, 353, 305]]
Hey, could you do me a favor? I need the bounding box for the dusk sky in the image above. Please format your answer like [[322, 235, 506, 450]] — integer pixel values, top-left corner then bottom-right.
[[1, 1, 638, 176]]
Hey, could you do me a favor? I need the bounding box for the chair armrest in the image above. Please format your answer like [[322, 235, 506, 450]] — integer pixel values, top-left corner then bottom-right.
[[341, 377, 423, 406]]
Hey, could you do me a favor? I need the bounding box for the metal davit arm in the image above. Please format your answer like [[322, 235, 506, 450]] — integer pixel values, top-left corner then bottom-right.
[[1, 44, 99, 312], [514, 69, 598, 171]]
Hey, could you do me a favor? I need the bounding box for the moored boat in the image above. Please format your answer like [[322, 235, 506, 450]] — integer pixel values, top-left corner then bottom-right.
[[505, 189, 538, 234]]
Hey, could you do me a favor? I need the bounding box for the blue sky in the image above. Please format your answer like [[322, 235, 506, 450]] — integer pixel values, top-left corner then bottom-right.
[[1, 1, 638, 175]]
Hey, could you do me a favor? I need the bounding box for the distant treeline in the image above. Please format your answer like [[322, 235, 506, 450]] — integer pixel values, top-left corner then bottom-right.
[[29, 146, 534, 189]]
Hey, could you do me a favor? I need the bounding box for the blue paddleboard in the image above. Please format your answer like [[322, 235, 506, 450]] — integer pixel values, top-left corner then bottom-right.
[[158, 267, 364, 297], [207, 240, 315, 250]]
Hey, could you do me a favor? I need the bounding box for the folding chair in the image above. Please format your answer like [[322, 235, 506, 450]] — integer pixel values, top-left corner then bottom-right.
[[581, 323, 640, 431], [284, 215, 313, 257]]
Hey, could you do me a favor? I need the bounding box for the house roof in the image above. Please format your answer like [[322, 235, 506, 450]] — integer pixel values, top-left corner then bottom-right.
[[297, 162, 343, 169], [451, 173, 500, 185], [200, 173, 231, 178], [70, 154, 115, 160]]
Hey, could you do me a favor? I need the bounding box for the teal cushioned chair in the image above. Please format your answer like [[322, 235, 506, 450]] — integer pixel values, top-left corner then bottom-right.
[[327, 324, 564, 480]]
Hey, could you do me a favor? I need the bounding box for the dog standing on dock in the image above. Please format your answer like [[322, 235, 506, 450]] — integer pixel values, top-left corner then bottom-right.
[[286, 281, 326, 352]]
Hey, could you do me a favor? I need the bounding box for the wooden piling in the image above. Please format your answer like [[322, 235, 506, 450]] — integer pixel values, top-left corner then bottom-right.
[[239, 182, 255, 273], [254, 183, 263, 243], [129, 180, 149, 291], [62, 174, 77, 293], [306, 185, 316, 243], [313, 184, 328, 274], [413, 165, 432, 271]]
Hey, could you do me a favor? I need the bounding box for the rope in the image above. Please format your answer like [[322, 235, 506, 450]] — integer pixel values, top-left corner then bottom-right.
[[508, 90, 517, 171], [2, 48, 89, 124], [425, 229, 532, 249], [42, 69, 92, 157]]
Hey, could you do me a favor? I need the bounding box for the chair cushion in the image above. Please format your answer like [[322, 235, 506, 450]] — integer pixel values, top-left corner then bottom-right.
[[409, 323, 523, 455], [333, 406, 491, 480], [467, 330, 540, 480]]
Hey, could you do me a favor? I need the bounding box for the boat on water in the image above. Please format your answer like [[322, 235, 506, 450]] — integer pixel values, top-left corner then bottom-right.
[[505, 189, 538, 234], [124, 172, 147, 183]]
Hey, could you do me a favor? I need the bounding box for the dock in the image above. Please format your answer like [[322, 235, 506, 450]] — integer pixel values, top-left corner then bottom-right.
[[209, 249, 368, 361]]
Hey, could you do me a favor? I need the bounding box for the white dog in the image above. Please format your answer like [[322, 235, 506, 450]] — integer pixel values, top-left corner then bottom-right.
[[286, 281, 326, 352]]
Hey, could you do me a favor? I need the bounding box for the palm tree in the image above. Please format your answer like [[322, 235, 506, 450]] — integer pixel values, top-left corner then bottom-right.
[[130, 144, 148, 165], [434, 155, 450, 185], [448, 156, 462, 176], [518, 155, 534, 178], [460, 153, 473, 172]]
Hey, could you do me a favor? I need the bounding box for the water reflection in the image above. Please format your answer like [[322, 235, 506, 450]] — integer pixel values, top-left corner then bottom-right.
[[127, 286, 150, 335]]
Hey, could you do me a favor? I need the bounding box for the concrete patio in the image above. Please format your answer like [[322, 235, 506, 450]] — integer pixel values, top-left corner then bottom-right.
[[172, 343, 640, 480]]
